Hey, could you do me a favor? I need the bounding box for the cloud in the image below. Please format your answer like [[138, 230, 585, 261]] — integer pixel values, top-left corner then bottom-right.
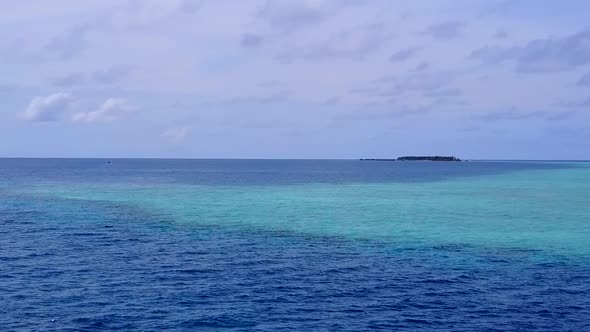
[[323, 96, 342, 105], [480, 0, 516, 17], [423, 21, 465, 40], [469, 45, 517, 64], [563, 97, 590, 108], [225, 90, 289, 104], [43, 24, 93, 61], [469, 29, 590, 73], [277, 23, 391, 62], [389, 46, 420, 62], [177, 0, 202, 14], [257, 0, 367, 33], [257, 0, 331, 32], [2, 23, 95, 64], [51, 73, 86, 87], [0, 39, 39, 63], [72, 98, 137, 123], [368, 70, 458, 98], [49, 65, 134, 87], [118, 0, 202, 27], [494, 29, 508, 39], [474, 109, 577, 121], [412, 61, 430, 72], [337, 103, 432, 122], [161, 126, 190, 143], [257, 80, 282, 88], [241, 33, 264, 48], [577, 72, 590, 86], [20, 93, 73, 122], [474, 110, 543, 121], [423, 87, 462, 99], [0, 84, 19, 93], [92, 64, 134, 85], [545, 110, 578, 120]]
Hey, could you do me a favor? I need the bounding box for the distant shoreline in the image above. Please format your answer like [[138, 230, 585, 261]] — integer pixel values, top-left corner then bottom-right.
[[361, 156, 462, 162], [0, 157, 588, 162]]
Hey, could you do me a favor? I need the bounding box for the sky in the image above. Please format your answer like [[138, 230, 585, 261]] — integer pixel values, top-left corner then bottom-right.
[[1, 0, 589, 159]]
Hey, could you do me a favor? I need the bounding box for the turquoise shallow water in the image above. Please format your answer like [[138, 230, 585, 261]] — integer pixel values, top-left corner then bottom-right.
[[23, 162, 590, 256], [1, 159, 589, 330]]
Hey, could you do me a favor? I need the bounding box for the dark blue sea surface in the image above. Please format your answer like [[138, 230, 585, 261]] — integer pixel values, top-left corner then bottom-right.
[[0, 158, 571, 186], [1, 159, 589, 331]]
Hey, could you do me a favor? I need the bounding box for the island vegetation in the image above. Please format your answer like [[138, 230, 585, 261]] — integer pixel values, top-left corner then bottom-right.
[[361, 156, 462, 162]]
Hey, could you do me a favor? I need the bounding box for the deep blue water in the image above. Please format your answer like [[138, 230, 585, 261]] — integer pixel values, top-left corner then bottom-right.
[[1, 159, 589, 331], [0, 158, 571, 186]]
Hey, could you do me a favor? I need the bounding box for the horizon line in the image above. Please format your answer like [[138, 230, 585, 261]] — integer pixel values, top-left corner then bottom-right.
[[0, 157, 589, 162]]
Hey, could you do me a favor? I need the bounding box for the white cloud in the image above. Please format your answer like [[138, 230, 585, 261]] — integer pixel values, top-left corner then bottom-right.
[[21, 93, 73, 122], [161, 126, 190, 143], [72, 98, 137, 123]]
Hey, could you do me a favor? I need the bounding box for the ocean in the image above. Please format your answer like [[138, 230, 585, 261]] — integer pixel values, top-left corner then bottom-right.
[[1, 159, 589, 331]]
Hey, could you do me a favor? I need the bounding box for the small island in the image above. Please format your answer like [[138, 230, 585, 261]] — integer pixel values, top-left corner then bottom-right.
[[397, 156, 461, 161], [361, 156, 462, 162]]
